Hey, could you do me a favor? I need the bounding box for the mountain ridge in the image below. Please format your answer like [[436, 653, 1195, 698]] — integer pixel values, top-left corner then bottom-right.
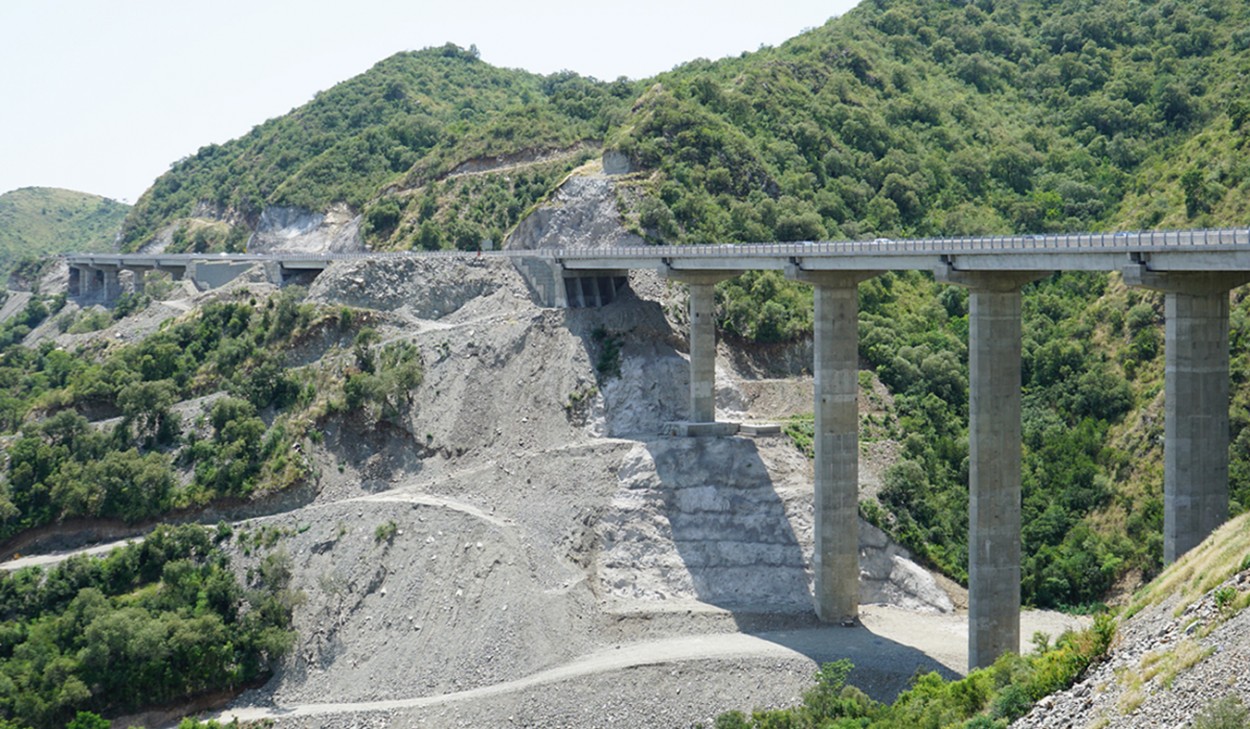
[[0, 187, 128, 275]]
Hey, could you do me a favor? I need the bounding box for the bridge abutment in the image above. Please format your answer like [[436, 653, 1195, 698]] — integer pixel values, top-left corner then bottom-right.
[[1124, 267, 1250, 563]]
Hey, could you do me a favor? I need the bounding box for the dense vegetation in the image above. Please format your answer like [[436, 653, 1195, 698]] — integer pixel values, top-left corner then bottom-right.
[[855, 270, 1154, 608], [0, 287, 417, 543], [717, 614, 1114, 728], [0, 524, 296, 729], [0, 189, 127, 276], [614, 0, 1250, 248], [365, 151, 592, 251]]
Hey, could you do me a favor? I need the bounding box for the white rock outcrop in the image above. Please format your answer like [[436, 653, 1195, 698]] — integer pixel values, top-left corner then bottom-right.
[[248, 203, 364, 253]]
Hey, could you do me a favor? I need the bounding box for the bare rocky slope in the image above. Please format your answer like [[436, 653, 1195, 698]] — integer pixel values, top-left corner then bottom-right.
[[195, 256, 1088, 729]]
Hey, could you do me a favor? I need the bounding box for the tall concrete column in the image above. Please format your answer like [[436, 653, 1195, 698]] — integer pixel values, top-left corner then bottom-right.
[[68, 266, 83, 298], [968, 287, 1024, 668], [939, 268, 1043, 670], [666, 271, 740, 424], [790, 269, 878, 623], [127, 268, 146, 294], [688, 281, 717, 422], [1124, 268, 1250, 563], [101, 268, 122, 302]]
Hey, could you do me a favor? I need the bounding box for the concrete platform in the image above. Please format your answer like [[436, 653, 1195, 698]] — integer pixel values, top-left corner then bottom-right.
[[661, 421, 740, 437], [738, 422, 783, 437]]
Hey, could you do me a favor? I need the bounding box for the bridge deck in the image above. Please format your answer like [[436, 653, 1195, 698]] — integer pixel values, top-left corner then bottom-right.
[[64, 227, 1250, 274]]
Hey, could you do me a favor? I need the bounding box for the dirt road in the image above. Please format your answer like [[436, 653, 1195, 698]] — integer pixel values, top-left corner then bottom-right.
[[215, 606, 1087, 725]]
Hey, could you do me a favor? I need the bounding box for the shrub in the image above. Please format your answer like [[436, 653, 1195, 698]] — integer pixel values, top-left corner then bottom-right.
[[375, 520, 399, 544], [1193, 695, 1250, 729]]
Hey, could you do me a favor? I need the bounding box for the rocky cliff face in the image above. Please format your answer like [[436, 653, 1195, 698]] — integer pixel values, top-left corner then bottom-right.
[[248, 204, 364, 254], [505, 173, 646, 251], [1013, 520, 1250, 729]]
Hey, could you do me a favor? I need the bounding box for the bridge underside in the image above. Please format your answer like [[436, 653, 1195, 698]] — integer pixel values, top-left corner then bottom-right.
[[66, 259, 331, 303]]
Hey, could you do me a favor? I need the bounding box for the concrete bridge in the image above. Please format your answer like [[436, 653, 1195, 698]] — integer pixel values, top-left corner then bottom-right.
[[65, 227, 1250, 669]]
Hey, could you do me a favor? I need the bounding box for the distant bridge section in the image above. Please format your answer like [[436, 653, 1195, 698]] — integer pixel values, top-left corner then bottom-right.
[[65, 252, 342, 299], [64, 227, 1250, 670]]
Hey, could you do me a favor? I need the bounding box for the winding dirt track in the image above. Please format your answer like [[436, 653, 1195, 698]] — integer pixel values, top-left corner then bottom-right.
[[219, 632, 817, 722], [215, 606, 1088, 723]]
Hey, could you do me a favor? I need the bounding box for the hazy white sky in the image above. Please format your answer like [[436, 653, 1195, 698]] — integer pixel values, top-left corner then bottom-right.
[[0, 0, 860, 204]]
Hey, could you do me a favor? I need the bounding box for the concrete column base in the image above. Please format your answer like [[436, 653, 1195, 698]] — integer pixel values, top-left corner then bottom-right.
[[661, 421, 740, 437]]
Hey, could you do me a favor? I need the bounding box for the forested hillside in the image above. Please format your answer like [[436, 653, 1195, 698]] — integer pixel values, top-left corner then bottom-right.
[[0, 189, 127, 275], [119, 44, 634, 252], [61, 0, 1250, 608]]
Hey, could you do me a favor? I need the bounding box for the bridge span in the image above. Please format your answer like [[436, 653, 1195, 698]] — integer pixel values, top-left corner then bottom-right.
[[65, 228, 1250, 669]]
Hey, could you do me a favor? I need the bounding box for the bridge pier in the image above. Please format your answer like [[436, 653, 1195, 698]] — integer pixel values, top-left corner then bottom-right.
[[667, 272, 740, 424], [73, 264, 107, 301], [80, 265, 100, 300], [689, 279, 717, 422], [790, 270, 878, 623], [939, 269, 1044, 670], [67, 266, 83, 298], [101, 267, 122, 301], [125, 267, 146, 294], [1124, 268, 1250, 563]]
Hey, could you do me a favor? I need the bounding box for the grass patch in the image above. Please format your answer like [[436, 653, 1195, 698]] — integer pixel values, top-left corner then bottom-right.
[[591, 326, 622, 379], [1137, 639, 1214, 689], [1124, 513, 1250, 620], [375, 520, 399, 544], [784, 413, 815, 458]]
